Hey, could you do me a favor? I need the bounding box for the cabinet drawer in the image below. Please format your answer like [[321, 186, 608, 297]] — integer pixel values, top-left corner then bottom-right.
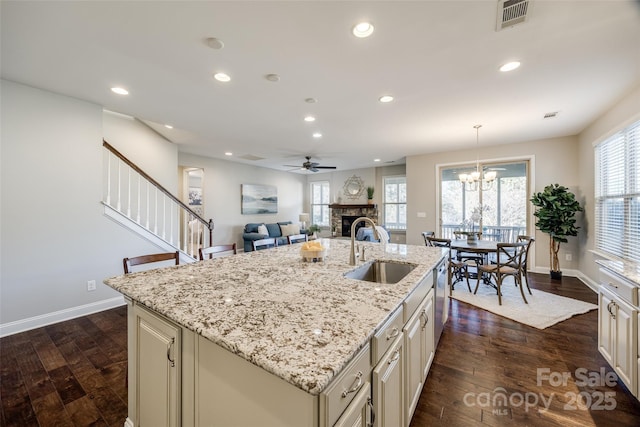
[[403, 272, 433, 323], [371, 306, 404, 364], [320, 343, 371, 427], [600, 268, 638, 306]]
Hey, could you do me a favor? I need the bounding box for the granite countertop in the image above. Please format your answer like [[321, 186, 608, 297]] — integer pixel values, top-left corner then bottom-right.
[[596, 258, 640, 287], [104, 239, 445, 395]]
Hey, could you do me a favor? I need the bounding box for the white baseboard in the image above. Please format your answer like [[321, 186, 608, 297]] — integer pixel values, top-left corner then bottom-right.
[[0, 296, 126, 338], [124, 417, 134, 427]]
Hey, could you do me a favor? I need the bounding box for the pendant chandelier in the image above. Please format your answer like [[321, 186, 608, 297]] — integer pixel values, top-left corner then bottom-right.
[[458, 124, 497, 191]]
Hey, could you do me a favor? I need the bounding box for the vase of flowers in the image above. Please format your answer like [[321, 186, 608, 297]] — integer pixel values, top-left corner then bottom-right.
[[462, 204, 490, 242]]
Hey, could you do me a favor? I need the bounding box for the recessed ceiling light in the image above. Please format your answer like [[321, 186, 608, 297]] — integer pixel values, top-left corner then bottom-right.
[[205, 37, 224, 50], [164, 124, 173, 129], [214, 72, 231, 82], [265, 74, 280, 82], [225, 152, 233, 156], [111, 87, 129, 95], [374, 158, 381, 162], [379, 95, 394, 103], [312, 132, 322, 138], [500, 61, 521, 72], [305, 98, 317, 104], [304, 115, 316, 122], [352, 22, 374, 38]]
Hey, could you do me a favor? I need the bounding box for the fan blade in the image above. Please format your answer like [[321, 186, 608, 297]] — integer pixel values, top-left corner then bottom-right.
[[283, 164, 302, 167], [314, 166, 337, 169], [310, 167, 319, 172]]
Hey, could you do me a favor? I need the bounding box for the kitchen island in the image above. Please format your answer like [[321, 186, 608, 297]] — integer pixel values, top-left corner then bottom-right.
[[105, 239, 446, 427]]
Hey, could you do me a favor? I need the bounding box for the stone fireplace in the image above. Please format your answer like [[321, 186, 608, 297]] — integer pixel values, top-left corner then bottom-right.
[[330, 204, 378, 237]]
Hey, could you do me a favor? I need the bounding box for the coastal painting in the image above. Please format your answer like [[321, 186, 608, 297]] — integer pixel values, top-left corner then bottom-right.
[[241, 184, 278, 214]]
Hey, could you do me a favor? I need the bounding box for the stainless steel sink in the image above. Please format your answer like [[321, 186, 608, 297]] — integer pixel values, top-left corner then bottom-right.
[[344, 260, 417, 284]]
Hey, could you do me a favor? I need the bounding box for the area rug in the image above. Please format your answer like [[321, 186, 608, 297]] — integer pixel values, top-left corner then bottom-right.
[[450, 279, 598, 329]]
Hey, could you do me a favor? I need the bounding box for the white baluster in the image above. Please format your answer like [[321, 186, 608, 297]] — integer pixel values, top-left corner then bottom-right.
[[154, 187, 158, 234], [146, 181, 150, 229], [126, 167, 131, 217], [136, 174, 141, 224], [116, 159, 122, 212], [105, 151, 112, 205]]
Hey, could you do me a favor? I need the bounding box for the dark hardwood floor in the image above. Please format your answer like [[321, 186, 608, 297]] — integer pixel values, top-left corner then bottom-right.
[[1, 273, 639, 426], [411, 273, 640, 426], [0, 307, 128, 426]]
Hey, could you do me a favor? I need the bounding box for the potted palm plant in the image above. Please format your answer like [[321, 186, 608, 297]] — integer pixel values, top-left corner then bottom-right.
[[530, 184, 584, 280], [366, 186, 375, 204], [307, 224, 321, 239]]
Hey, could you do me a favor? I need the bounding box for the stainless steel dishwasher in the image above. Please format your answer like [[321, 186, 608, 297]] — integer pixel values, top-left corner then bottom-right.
[[434, 258, 447, 346]]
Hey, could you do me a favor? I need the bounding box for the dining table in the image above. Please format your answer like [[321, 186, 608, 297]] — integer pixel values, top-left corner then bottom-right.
[[450, 238, 499, 256], [450, 239, 499, 286]]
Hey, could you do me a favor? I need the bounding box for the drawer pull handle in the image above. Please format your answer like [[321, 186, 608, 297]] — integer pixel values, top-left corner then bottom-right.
[[386, 327, 400, 341], [606, 301, 617, 320], [341, 371, 363, 398], [388, 349, 400, 365], [421, 310, 429, 330], [367, 396, 376, 427], [607, 282, 619, 289], [167, 337, 176, 367]]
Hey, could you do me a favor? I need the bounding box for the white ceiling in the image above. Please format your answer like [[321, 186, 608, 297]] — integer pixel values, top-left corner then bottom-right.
[[2, 1, 639, 173]]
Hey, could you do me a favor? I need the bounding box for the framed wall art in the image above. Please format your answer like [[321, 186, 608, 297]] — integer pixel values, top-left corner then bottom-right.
[[241, 184, 278, 214]]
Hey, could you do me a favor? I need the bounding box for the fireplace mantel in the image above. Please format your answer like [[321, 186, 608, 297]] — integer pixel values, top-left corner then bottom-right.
[[329, 203, 377, 209]]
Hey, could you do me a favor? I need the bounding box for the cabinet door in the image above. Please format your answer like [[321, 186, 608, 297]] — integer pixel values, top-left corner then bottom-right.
[[334, 383, 372, 427], [598, 290, 615, 365], [373, 337, 404, 427], [421, 294, 435, 381], [613, 297, 637, 391], [403, 299, 425, 426], [135, 305, 181, 427]]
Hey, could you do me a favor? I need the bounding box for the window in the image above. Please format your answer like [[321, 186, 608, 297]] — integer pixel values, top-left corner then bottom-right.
[[384, 176, 407, 230], [595, 119, 640, 263], [440, 161, 528, 242], [310, 181, 330, 227]]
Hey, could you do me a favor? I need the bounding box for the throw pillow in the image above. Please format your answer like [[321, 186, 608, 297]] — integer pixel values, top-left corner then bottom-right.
[[280, 223, 300, 236], [257, 224, 269, 236]]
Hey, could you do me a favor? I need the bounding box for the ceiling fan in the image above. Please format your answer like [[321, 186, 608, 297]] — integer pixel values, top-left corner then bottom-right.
[[284, 156, 337, 172]]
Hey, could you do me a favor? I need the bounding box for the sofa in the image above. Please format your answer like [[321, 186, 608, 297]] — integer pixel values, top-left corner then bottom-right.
[[242, 221, 305, 252]]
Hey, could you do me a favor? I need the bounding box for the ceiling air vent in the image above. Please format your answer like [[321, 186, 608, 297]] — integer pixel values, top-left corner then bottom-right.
[[496, 0, 531, 31]]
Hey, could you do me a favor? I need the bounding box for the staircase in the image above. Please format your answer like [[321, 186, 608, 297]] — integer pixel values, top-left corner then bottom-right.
[[102, 140, 213, 263]]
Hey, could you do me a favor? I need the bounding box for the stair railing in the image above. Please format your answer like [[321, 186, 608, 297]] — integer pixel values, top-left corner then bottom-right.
[[102, 140, 213, 259]]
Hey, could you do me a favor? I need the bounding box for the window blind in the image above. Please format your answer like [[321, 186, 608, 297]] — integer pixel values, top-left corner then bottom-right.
[[595, 120, 640, 263]]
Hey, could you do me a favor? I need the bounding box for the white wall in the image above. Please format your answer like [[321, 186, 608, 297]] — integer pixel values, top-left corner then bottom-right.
[[0, 80, 179, 333], [406, 136, 581, 277], [103, 111, 178, 193], [577, 84, 640, 284], [178, 153, 307, 250]]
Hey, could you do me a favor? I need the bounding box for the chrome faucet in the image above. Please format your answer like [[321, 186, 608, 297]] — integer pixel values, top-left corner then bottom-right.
[[349, 217, 379, 265]]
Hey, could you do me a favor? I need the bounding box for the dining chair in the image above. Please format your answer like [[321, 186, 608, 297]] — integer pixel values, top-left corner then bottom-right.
[[474, 242, 528, 305], [123, 251, 180, 274], [287, 233, 309, 244], [516, 235, 535, 294], [252, 238, 278, 251], [421, 231, 435, 246], [426, 236, 471, 294], [199, 243, 237, 260]]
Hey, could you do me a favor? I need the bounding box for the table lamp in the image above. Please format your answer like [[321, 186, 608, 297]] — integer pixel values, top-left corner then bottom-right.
[[299, 213, 310, 230]]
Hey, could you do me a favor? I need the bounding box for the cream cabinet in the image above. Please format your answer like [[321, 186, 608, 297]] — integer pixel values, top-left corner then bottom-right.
[[403, 288, 434, 425], [599, 287, 637, 395], [334, 383, 373, 427], [372, 335, 404, 427], [598, 266, 639, 399], [131, 303, 182, 427]]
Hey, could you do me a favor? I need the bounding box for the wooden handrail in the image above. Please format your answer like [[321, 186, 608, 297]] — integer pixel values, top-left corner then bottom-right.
[[103, 139, 214, 238]]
